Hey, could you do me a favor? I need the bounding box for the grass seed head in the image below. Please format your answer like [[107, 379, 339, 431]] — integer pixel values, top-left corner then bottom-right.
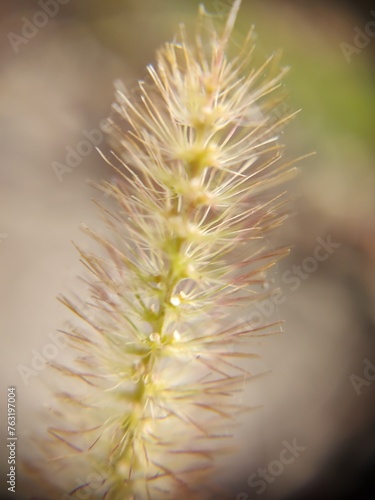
[[29, 1, 296, 498]]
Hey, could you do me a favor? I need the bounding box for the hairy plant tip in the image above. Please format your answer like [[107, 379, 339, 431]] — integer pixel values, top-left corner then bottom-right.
[[29, 1, 298, 499]]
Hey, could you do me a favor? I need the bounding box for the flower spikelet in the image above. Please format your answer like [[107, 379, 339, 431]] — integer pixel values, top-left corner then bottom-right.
[[30, 1, 296, 498]]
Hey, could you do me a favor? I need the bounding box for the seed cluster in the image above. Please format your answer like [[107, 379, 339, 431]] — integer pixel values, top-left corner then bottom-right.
[[30, 1, 295, 498]]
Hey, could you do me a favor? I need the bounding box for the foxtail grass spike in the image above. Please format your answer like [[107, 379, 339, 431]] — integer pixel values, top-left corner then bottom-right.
[[29, 1, 296, 498]]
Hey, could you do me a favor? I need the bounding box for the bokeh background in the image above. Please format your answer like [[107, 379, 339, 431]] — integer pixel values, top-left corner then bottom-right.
[[0, 0, 374, 498]]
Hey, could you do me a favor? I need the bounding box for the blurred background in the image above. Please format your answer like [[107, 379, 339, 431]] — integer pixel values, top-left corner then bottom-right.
[[0, 0, 374, 498]]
